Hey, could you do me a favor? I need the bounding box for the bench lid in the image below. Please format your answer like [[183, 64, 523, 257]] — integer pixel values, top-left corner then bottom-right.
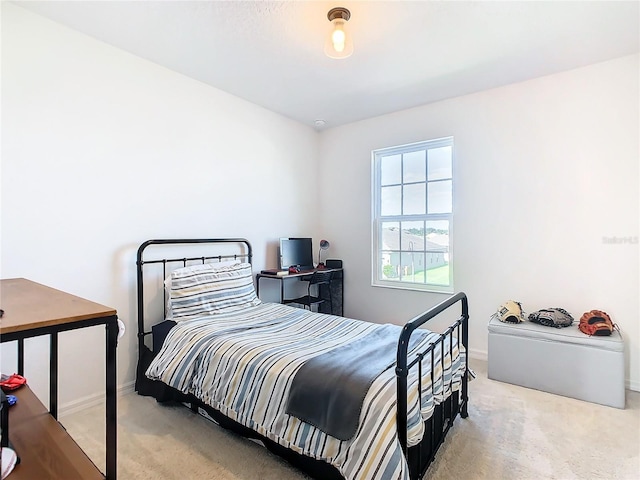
[[488, 316, 624, 352]]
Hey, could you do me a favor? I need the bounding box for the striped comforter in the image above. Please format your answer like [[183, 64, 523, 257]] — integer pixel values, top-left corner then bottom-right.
[[146, 303, 465, 480]]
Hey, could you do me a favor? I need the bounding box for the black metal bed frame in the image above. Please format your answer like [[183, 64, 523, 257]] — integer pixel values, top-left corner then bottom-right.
[[136, 238, 253, 357], [136, 238, 469, 480], [398, 292, 469, 479]]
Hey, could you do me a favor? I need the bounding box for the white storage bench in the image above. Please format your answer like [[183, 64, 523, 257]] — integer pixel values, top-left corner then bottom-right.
[[488, 316, 625, 408]]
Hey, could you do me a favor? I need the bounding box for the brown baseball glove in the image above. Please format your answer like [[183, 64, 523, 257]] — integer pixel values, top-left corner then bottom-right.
[[578, 310, 617, 336]]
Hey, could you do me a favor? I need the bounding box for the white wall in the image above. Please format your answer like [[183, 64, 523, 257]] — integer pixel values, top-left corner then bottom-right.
[[318, 55, 640, 391], [2, 2, 638, 413], [1, 3, 321, 409]]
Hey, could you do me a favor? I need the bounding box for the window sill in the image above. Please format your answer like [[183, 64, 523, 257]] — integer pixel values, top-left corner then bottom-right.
[[371, 281, 454, 295]]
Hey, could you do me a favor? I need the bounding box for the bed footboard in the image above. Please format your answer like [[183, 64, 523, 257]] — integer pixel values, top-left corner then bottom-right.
[[396, 292, 469, 479]]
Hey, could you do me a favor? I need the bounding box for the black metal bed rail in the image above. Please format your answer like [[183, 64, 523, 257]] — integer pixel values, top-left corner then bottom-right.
[[136, 238, 252, 356], [395, 292, 469, 456]]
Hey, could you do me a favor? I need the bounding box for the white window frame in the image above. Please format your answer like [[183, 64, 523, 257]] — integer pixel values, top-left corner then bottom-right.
[[371, 137, 454, 294]]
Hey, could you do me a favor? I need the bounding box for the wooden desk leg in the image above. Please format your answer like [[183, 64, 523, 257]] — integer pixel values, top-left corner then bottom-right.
[[50, 332, 58, 419], [105, 317, 118, 480]]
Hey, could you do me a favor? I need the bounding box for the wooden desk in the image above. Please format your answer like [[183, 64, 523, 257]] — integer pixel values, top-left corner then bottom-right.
[[0, 278, 118, 479], [7, 385, 104, 479], [256, 268, 343, 316]]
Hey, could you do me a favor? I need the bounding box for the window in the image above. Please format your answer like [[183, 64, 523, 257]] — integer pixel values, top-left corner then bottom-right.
[[372, 137, 453, 293]]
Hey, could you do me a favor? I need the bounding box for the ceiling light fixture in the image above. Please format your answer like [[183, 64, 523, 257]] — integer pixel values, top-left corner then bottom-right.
[[324, 7, 353, 59]]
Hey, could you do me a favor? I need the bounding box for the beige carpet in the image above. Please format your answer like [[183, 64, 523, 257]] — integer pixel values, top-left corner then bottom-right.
[[61, 360, 640, 479]]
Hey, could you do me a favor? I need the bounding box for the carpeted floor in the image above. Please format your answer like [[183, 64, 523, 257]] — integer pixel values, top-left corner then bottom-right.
[[61, 360, 640, 479]]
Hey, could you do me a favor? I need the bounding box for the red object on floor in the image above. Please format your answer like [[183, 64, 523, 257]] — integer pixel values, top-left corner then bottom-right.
[[0, 373, 27, 392]]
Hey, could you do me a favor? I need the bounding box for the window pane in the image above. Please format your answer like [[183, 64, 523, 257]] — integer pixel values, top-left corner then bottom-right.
[[381, 222, 400, 251], [403, 150, 426, 183], [400, 252, 425, 283], [380, 154, 401, 185], [381, 222, 400, 281], [400, 221, 424, 250], [428, 146, 452, 180], [426, 263, 450, 286], [426, 220, 449, 241], [381, 185, 401, 216], [403, 183, 425, 215], [427, 180, 452, 214], [380, 251, 400, 280], [425, 220, 450, 286]]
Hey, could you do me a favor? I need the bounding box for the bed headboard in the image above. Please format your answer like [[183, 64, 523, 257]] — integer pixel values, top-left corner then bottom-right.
[[136, 238, 253, 355]]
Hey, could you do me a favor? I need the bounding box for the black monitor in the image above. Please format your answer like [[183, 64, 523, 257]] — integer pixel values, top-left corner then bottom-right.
[[279, 238, 314, 270]]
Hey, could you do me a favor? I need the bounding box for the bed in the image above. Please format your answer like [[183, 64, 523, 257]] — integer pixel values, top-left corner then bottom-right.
[[135, 238, 469, 480]]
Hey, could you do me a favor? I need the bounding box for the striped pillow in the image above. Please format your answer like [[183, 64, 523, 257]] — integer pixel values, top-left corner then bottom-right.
[[164, 261, 242, 320], [170, 262, 261, 319]]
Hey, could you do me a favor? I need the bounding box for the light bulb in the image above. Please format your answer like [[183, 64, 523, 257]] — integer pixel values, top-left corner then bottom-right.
[[331, 22, 346, 52], [324, 7, 353, 59]]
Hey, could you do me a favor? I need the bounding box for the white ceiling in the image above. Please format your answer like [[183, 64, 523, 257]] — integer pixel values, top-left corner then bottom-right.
[[13, 1, 640, 130]]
